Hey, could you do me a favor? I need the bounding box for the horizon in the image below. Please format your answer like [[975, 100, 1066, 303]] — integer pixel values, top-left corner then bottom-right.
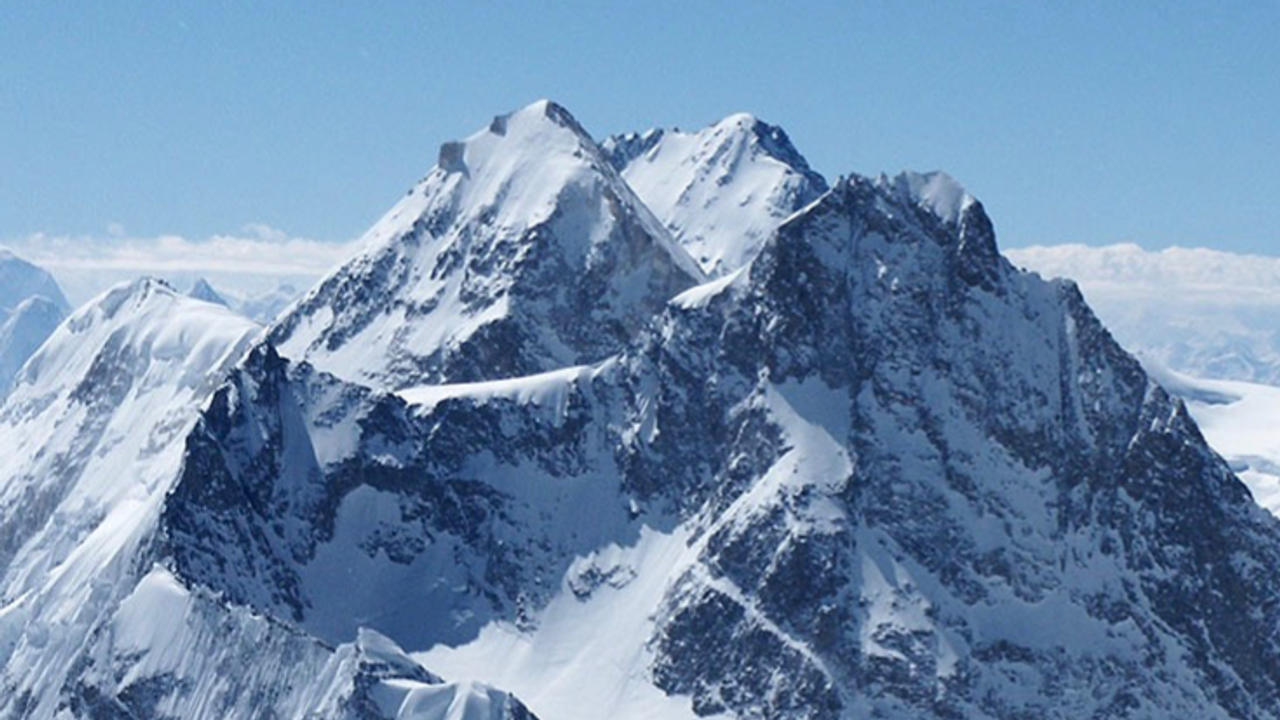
[[4, 2, 1278, 276]]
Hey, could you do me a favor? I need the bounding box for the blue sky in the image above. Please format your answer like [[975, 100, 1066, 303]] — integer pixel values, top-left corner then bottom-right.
[[3, 1, 1278, 257]]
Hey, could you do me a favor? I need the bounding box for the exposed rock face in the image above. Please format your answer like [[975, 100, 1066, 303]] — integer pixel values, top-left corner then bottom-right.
[[163, 174, 1280, 718]]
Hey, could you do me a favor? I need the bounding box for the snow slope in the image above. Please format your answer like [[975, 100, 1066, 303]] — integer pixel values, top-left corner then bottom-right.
[[0, 247, 69, 316], [0, 296, 65, 396], [272, 99, 703, 388], [0, 279, 261, 716], [0, 279, 539, 719], [603, 114, 828, 276]]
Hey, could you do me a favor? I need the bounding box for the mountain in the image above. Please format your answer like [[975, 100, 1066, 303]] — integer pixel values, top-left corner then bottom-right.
[[0, 297, 65, 396], [0, 278, 538, 718], [229, 281, 300, 324], [1005, 243, 1280, 385], [10, 101, 1280, 719], [0, 249, 71, 394], [0, 279, 258, 716], [187, 277, 229, 307], [0, 248, 70, 317], [603, 113, 828, 276], [163, 169, 1280, 718], [271, 99, 704, 389]]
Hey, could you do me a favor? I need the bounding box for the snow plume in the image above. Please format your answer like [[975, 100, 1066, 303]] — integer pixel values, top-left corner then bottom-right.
[[6, 225, 355, 305], [1006, 242, 1280, 385]]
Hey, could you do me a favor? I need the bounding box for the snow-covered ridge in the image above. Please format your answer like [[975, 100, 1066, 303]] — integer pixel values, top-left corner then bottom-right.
[[0, 278, 262, 717], [603, 113, 828, 276], [1139, 357, 1280, 515], [271, 99, 703, 389], [187, 277, 229, 307], [0, 246, 70, 316]]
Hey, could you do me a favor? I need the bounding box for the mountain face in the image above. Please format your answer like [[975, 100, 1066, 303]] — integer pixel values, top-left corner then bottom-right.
[[271, 100, 704, 389], [162, 170, 1280, 719], [0, 279, 259, 717], [0, 250, 71, 394], [0, 279, 538, 719], [0, 297, 65, 396], [603, 113, 828, 276], [1139, 361, 1280, 517], [8, 101, 1280, 720]]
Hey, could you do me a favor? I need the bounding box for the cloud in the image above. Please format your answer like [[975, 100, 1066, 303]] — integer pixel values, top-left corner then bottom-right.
[[3, 225, 357, 305], [1005, 243, 1280, 385], [8, 225, 355, 278], [1006, 243, 1280, 305]]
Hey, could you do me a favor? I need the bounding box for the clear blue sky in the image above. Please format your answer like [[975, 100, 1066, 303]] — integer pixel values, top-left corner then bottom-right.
[[3, 1, 1278, 253]]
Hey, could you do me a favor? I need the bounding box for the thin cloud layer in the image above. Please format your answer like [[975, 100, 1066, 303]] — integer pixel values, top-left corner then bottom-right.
[[1006, 243, 1280, 385], [11, 226, 353, 277], [5, 226, 355, 304]]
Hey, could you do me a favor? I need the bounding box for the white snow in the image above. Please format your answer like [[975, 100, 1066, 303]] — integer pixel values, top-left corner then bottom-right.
[[397, 361, 608, 412], [608, 113, 826, 276], [417, 526, 719, 720], [879, 170, 976, 225], [0, 278, 259, 717], [275, 99, 702, 389]]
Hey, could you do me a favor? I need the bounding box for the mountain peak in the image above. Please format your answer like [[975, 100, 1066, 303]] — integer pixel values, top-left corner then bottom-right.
[[188, 277, 229, 307], [0, 246, 71, 316], [271, 101, 702, 388], [878, 170, 976, 226], [604, 112, 828, 276]]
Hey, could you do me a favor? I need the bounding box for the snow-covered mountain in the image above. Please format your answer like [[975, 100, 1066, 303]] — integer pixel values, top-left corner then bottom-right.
[[603, 113, 828, 276], [187, 277, 229, 307], [0, 297, 65, 396], [161, 161, 1280, 716], [0, 278, 538, 719], [0, 249, 71, 394], [0, 248, 69, 316], [0, 279, 257, 715], [1006, 243, 1280, 385], [228, 281, 300, 324], [8, 101, 1280, 719], [187, 278, 303, 324], [271, 99, 704, 389]]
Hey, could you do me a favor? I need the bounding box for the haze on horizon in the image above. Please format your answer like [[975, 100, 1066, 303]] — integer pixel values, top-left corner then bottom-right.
[[3, 1, 1277, 269]]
